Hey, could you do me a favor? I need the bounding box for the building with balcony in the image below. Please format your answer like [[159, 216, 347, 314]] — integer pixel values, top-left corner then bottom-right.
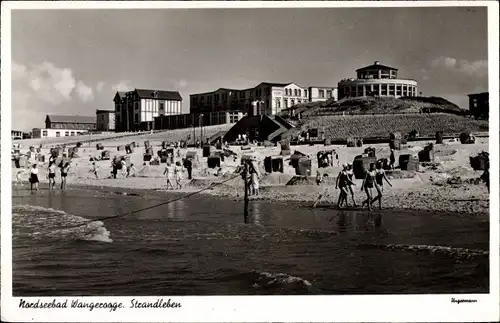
[[11, 130, 23, 140], [45, 115, 96, 131], [114, 89, 183, 132], [96, 109, 116, 132], [308, 86, 338, 102], [190, 82, 312, 117], [468, 92, 489, 119], [337, 61, 418, 100]]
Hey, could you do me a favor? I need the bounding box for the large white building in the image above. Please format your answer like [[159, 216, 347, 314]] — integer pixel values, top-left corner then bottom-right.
[[190, 82, 338, 117], [114, 89, 183, 132], [337, 61, 418, 100]]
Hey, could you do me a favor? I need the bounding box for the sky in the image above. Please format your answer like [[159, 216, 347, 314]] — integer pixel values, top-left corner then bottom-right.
[[11, 6, 489, 131]]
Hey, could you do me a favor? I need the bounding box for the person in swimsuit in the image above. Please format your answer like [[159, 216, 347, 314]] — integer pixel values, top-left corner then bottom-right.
[[126, 163, 136, 178], [174, 161, 183, 189], [336, 164, 354, 208], [60, 162, 70, 190], [370, 161, 393, 209], [361, 163, 376, 211], [90, 162, 99, 179], [29, 164, 39, 193], [389, 149, 396, 170], [47, 161, 57, 190], [163, 162, 174, 190], [249, 159, 260, 196], [346, 163, 357, 207], [316, 171, 322, 186]]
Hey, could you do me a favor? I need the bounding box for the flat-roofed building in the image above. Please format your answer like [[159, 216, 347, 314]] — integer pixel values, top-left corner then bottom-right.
[[96, 109, 116, 131], [32, 128, 89, 139]]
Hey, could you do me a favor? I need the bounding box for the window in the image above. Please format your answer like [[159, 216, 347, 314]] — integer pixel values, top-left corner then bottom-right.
[[42, 130, 48, 137], [327, 90, 332, 98], [319, 90, 325, 98], [239, 91, 245, 99], [276, 99, 281, 109], [304, 90, 308, 97], [56, 132, 60, 137], [71, 132, 75, 136], [65, 131, 69, 136]]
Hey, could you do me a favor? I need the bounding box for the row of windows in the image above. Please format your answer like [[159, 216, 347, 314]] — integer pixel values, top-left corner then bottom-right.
[[284, 88, 307, 97], [318, 90, 333, 98], [53, 131, 80, 137]]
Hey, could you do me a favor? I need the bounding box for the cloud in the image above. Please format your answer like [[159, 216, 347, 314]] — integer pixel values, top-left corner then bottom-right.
[[12, 61, 79, 105], [75, 80, 94, 103], [11, 60, 95, 130], [96, 81, 105, 92], [431, 56, 488, 77], [111, 80, 133, 92]]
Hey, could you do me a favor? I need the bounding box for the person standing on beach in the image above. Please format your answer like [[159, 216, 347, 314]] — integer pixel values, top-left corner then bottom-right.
[[60, 162, 71, 190], [361, 163, 376, 211], [29, 164, 39, 193], [126, 163, 136, 178], [90, 162, 99, 179], [346, 163, 357, 207], [389, 149, 396, 170], [163, 162, 175, 190], [120, 158, 127, 178], [370, 161, 393, 210], [47, 161, 57, 190], [184, 157, 193, 180]]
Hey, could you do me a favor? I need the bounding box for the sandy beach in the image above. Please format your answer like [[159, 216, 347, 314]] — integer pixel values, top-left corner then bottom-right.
[[12, 135, 490, 215]]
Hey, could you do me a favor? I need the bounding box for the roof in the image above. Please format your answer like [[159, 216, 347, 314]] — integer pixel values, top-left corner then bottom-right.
[[96, 109, 115, 114], [468, 92, 489, 97], [134, 89, 182, 101], [256, 82, 292, 88], [356, 62, 398, 72], [46, 115, 96, 124], [308, 86, 337, 89]]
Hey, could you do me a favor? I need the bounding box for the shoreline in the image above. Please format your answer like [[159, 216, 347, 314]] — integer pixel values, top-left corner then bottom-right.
[[13, 139, 490, 216], [12, 173, 489, 217]]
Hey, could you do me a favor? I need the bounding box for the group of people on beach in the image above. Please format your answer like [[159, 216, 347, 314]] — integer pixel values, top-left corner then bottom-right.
[[23, 159, 72, 193], [163, 161, 184, 190], [326, 160, 392, 210]]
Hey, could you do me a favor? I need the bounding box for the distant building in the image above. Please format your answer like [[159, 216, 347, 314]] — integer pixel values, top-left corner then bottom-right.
[[308, 86, 338, 102], [337, 61, 418, 100], [32, 128, 88, 139], [11, 130, 23, 140], [96, 109, 116, 131], [45, 115, 96, 131], [154, 110, 244, 131], [190, 82, 312, 117], [114, 89, 183, 132], [468, 92, 489, 119]]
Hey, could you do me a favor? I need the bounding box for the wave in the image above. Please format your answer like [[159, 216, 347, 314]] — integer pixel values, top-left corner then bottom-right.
[[357, 243, 488, 259], [250, 270, 313, 293], [12, 204, 112, 243]]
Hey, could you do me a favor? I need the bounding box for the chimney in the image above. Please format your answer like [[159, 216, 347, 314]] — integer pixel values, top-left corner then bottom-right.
[[374, 61, 380, 65]]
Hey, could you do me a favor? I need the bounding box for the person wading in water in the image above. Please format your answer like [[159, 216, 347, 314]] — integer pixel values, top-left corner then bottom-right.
[[60, 161, 71, 190], [346, 163, 357, 207], [47, 161, 57, 190], [163, 162, 175, 190], [336, 164, 354, 208], [370, 161, 393, 210], [29, 164, 39, 193], [361, 163, 376, 211]]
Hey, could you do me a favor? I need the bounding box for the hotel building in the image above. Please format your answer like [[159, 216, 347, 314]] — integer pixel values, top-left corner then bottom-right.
[[114, 89, 183, 132], [190, 82, 335, 117], [337, 61, 418, 100]]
